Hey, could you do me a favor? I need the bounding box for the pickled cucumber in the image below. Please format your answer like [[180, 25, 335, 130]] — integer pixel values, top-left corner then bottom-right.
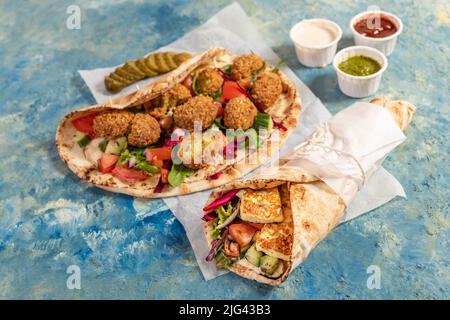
[[155, 52, 171, 73], [105, 51, 192, 93], [115, 67, 141, 81], [174, 52, 192, 65], [110, 73, 133, 86], [123, 61, 146, 79], [163, 52, 178, 69], [145, 54, 160, 73], [105, 76, 125, 93], [136, 58, 158, 77]]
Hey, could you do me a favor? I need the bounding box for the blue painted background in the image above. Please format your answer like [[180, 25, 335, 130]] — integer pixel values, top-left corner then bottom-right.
[[0, 0, 448, 299]]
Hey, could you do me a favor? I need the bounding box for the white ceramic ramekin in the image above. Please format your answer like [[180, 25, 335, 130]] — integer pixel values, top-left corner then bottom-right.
[[333, 46, 388, 98], [289, 19, 342, 68], [350, 11, 403, 56]]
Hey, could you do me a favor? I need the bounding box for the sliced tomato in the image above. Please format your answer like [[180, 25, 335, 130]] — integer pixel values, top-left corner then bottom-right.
[[238, 80, 251, 90], [247, 222, 264, 230], [71, 113, 98, 138], [222, 81, 246, 100], [228, 223, 257, 249], [98, 154, 119, 173], [160, 168, 169, 184], [151, 156, 164, 169], [215, 102, 224, 118], [182, 75, 194, 95], [111, 166, 149, 184], [145, 147, 172, 161]]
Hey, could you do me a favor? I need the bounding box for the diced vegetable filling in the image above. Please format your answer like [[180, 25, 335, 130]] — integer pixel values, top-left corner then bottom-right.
[[71, 54, 285, 188], [203, 189, 281, 276]]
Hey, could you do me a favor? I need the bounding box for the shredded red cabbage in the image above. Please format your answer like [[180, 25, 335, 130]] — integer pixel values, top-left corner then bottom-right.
[[203, 189, 239, 212], [208, 172, 222, 180]]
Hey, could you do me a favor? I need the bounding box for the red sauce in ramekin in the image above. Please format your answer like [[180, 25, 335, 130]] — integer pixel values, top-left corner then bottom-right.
[[354, 16, 397, 38]]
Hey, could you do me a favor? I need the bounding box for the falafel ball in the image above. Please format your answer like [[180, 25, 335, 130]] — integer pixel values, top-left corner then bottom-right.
[[231, 54, 265, 81], [93, 110, 134, 139], [196, 68, 224, 95], [223, 96, 258, 130], [173, 96, 217, 131], [143, 84, 192, 119], [127, 113, 161, 147], [144, 95, 169, 119], [169, 83, 192, 104], [250, 72, 283, 110]]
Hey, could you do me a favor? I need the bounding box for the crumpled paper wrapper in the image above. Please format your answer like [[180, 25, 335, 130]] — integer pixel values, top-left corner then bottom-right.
[[78, 2, 406, 280], [278, 102, 406, 205]]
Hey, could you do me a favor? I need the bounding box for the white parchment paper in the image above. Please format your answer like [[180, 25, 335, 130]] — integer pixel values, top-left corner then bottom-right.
[[78, 2, 406, 280]]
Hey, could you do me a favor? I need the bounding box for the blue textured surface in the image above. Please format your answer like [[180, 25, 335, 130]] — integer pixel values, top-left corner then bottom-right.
[[0, 0, 449, 299]]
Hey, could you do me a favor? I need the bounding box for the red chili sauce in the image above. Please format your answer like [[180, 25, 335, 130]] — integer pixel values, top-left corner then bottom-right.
[[354, 16, 397, 38]]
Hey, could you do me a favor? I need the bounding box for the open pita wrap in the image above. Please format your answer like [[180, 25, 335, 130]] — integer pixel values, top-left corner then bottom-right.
[[56, 48, 301, 198], [203, 96, 415, 285]]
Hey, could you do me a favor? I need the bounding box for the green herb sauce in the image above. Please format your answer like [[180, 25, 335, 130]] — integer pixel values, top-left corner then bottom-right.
[[338, 55, 382, 76]]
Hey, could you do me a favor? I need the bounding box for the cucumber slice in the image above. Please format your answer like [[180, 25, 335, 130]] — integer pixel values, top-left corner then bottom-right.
[[260, 255, 279, 275], [245, 245, 263, 267], [105, 137, 127, 155], [98, 140, 108, 152], [253, 113, 273, 131], [75, 133, 91, 148]]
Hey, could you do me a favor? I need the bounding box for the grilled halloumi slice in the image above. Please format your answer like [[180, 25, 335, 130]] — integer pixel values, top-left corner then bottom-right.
[[255, 184, 293, 261], [240, 188, 283, 223]]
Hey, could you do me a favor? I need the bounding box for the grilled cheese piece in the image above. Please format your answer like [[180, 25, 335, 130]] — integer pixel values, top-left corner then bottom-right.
[[255, 184, 293, 261], [240, 188, 283, 223]]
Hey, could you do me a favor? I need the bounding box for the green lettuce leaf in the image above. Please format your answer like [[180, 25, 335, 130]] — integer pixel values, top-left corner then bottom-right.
[[168, 164, 196, 187]]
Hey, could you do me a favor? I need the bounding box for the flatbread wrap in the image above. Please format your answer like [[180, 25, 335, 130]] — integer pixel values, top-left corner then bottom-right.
[[56, 48, 301, 198], [202, 96, 415, 285]]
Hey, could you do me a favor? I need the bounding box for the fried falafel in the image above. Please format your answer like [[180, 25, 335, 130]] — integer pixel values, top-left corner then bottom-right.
[[173, 96, 217, 131], [169, 83, 192, 104], [93, 111, 134, 139], [127, 113, 161, 147], [223, 96, 258, 130], [231, 54, 265, 81], [250, 72, 283, 110], [143, 83, 192, 119], [195, 68, 224, 95]]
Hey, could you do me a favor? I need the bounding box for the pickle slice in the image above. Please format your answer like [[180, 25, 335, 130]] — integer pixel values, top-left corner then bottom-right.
[[174, 52, 192, 65], [105, 76, 125, 93], [163, 52, 178, 69], [136, 58, 158, 77], [115, 67, 141, 81], [123, 61, 146, 79], [155, 52, 171, 73], [145, 54, 161, 73], [110, 72, 133, 85]]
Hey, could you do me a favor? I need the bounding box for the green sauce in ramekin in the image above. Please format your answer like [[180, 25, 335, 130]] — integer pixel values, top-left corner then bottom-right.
[[338, 55, 382, 76]]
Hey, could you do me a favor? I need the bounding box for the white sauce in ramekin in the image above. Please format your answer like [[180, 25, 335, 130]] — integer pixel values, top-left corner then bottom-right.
[[292, 23, 337, 47]]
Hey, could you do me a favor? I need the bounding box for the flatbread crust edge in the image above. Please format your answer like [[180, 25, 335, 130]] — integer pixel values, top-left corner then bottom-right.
[[56, 47, 302, 198]]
